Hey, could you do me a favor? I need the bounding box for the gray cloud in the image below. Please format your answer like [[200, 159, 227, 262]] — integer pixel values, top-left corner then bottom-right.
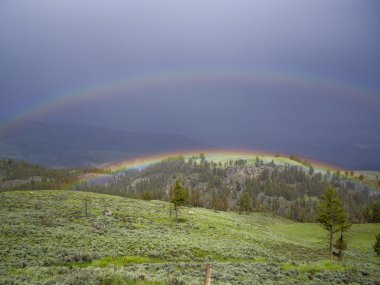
[[0, 0, 379, 155]]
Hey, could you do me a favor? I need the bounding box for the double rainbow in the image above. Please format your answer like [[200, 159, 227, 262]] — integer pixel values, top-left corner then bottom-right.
[[1, 68, 379, 134], [1, 68, 378, 188]]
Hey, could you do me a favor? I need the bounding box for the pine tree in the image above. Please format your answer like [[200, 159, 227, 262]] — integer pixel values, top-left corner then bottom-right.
[[373, 201, 380, 222], [239, 192, 253, 212], [374, 234, 380, 256], [317, 187, 348, 260], [334, 222, 351, 260], [308, 166, 314, 176], [170, 180, 188, 222]]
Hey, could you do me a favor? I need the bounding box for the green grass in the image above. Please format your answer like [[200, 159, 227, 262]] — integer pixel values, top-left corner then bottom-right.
[[348, 224, 380, 252], [355, 170, 380, 191], [282, 260, 346, 273], [356, 171, 380, 181], [271, 223, 380, 255], [1, 190, 379, 284], [71, 255, 163, 268], [270, 223, 325, 246]]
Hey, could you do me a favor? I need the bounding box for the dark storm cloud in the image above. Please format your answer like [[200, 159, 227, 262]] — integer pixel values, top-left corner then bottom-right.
[[0, 0, 379, 157]]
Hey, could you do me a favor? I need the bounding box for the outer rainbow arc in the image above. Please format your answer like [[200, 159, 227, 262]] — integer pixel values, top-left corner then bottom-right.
[[1, 69, 379, 134]]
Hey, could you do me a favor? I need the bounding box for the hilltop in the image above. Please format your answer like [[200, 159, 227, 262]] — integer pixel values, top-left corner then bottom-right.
[[0, 190, 379, 284]]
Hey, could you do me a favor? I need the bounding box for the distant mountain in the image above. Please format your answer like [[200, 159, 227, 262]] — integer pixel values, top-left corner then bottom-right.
[[0, 121, 206, 167], [255, 139, 380, 170], [220, 128, 380, 170], [303, 143, 380, 171], [1, 119, 379, 170]]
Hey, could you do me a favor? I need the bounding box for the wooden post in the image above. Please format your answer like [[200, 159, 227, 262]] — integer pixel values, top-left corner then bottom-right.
[[204, 263, 212, 285], [84, 195, 89, 217]]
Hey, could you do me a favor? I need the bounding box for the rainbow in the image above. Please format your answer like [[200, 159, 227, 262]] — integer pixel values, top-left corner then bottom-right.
[[1, 68, 379, 134], [67, 148, 345, 189]]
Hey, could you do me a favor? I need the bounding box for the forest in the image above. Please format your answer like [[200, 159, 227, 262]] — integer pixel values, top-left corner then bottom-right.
[[71, 156, 380, 224], [1, 156, 379, 223]]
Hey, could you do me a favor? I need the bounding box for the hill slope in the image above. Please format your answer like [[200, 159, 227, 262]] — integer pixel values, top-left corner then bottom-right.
[[0, 191, 379, 284], [0, 121, 205, 167], [81, 155, 380, 223]]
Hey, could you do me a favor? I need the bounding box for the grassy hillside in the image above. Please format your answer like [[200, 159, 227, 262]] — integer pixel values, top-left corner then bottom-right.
[[86, 154, 379, 224], [0, 191, 379, 284], [356, 170, 380, 190]]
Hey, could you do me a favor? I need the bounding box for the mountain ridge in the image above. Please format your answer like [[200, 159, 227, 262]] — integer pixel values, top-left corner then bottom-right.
[[0, 121, 207, 167], [1, 119, 380, 170]]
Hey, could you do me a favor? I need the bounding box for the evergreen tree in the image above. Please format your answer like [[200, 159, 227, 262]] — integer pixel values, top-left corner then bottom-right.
[[255, 157, 260, 167], [317, 187, 348, 260], [211, 192, 228, 211], [308, 166, 314, 176], [239, 192, 253, 212], [334, 222, 351, 260], [373, 201, 380, 222], [189, 188, 201, 207], [170, 180, 188, 222], [374, 234, 380, 256]]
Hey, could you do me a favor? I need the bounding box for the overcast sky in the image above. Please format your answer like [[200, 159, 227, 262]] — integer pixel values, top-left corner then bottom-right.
[[1, 0, 379, 151]]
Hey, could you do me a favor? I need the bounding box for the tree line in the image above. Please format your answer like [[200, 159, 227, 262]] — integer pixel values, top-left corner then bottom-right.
[[79, 156, 380, 224], [0, 159, 105, 191], [2, 157, 380, 223]]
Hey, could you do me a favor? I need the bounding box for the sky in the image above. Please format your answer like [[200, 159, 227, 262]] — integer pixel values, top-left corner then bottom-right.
[[0, 0, 380, 156]]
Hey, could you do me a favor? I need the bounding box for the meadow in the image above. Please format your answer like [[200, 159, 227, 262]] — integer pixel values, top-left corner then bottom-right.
[[0, 190, 379, 284]]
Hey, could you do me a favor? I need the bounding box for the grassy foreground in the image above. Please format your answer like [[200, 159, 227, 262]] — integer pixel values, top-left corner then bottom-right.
[[0, 191, 379, 284]]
